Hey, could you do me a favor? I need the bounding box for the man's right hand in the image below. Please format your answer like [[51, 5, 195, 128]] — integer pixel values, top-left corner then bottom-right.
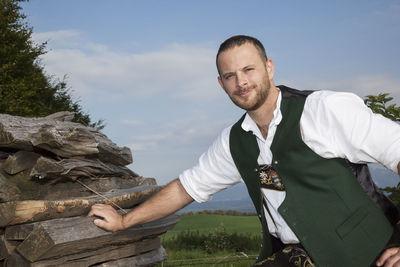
[[88, 179, 193, 232], [88, 203, 125, 232]]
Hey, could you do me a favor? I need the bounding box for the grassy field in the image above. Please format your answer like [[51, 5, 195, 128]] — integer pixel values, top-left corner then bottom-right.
[[158, 213, 262, 266], [162, 213, 262, 239]]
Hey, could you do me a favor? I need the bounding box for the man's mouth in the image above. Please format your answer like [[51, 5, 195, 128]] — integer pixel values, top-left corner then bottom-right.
[[236, 86, 253, 97], [239, 90, 250, 97]]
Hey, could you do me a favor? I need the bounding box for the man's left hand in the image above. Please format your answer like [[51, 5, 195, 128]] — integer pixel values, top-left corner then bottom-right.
[[376, 247, 400, 267]]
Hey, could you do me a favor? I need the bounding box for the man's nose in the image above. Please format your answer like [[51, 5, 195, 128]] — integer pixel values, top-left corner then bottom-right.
[[236, 73, 248, 88]]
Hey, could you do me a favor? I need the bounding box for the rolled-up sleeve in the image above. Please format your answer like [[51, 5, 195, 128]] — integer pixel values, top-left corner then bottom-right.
[[179, 126, 243, 203]]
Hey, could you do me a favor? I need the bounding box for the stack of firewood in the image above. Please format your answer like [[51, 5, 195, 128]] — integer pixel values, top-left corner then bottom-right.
[[0, 112, 177, 266]]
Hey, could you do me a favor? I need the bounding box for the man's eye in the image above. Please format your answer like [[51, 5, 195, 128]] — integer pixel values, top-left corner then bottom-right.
[[225, 74, 233, 79], [245, 68, 254, 72]]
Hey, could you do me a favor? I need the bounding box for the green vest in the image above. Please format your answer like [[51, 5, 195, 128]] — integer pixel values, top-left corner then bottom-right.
[[229, 86, 393, 266]]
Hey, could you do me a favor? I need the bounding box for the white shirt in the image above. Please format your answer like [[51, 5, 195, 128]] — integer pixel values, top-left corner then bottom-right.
[[179, 89, 400, 244]]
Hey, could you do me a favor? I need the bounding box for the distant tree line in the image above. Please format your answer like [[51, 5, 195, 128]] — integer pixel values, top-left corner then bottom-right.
[[180, 210, 257, 217]]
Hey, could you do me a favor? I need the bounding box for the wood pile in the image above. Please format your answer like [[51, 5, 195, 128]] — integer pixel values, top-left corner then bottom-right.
[[0, 112, 178, 266]]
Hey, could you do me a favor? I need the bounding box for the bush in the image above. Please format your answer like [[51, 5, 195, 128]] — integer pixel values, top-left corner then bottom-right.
[[163, 224, 262, 253]]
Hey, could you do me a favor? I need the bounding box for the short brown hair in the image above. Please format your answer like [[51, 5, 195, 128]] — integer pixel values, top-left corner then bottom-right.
[[216, 35, 267, 73]]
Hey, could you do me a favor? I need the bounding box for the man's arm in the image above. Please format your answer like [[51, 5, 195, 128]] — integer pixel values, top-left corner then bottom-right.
[[88, 178, 193, 232]]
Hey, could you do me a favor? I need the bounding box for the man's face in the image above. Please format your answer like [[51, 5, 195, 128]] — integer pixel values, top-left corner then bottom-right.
[[217, 43, 273, 111]]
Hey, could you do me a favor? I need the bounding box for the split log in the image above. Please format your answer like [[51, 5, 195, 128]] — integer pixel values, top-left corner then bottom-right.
[[1, 167, 156, 202], [5, 223, 37, 241], [45, 111, 74, 122], [0, 173, 20, 202], [94, 246, 167, 267], [0, 235, 19, 260], [0, 114, 132, 166], [0, 185, 162, 227], [6, 245, 167, 267], [2, 151, 40, 175], [30, 157, 138, 181], [0, 202, 17, 226], [13, 238, 161, 267], [16, 214, 178, 262]]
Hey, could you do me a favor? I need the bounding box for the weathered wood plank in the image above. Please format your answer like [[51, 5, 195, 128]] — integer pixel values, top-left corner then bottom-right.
[[0, 113, 132, 166], [5, 223, 37, 241], [0, 173, 20, 202], [1, 167, 156, 202], [0, 185, 162, 227], [26, 238, 160, 267], [29, 157, 138, 181], [2, 151, 40, 175], [4, 251, 30, 267], [6, 244, 166, 267], [0, 235, 20, 260], [0, 203, 17, 227], [16, 214, 178, 262], [94, 246, 167, 267]]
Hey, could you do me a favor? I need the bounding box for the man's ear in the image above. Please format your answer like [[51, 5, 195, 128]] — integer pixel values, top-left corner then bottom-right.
[[266, 59, 275, 80]]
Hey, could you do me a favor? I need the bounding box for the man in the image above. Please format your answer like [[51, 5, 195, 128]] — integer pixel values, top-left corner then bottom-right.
[[89, 35, 400, 266]]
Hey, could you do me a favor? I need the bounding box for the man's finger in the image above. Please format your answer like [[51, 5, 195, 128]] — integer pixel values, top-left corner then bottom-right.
[[88, 204, 109, 216], [93, 218, 107, 228], [376, 247, 400, 266]]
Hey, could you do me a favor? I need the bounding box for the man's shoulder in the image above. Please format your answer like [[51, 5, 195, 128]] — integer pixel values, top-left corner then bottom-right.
[[277, 85, 314, 98], [306, 90, 364, 106]]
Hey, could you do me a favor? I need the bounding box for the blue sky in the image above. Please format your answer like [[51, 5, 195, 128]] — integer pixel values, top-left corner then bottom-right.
[[20, 0, 400, 185]]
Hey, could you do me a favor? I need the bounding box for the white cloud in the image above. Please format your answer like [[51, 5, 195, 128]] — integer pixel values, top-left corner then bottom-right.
[[33, 30, 81, 44], [33, 31, 220, 102], [127, 117, 232, 152], [120, 119, 144, 127], [283, 73, 400, 105]]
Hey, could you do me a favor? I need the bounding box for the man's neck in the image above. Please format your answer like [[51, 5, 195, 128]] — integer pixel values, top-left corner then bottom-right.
[[248, 85, 279, 139]]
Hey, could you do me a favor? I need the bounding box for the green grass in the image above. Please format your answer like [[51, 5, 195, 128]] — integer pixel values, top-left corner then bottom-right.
[[157, 213, 262, 266], [162, 214, 262, 240]]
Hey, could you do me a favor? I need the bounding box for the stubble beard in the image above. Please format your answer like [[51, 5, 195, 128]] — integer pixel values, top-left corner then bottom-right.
[[230, 77, 271, 111]]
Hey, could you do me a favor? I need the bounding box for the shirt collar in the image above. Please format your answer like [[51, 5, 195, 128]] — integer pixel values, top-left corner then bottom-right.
[[241, 88, 283, 136]]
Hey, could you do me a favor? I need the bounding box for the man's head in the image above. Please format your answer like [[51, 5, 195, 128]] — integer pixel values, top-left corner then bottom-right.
[[216, 35, 275, 112], [216, 35, 267, 75]]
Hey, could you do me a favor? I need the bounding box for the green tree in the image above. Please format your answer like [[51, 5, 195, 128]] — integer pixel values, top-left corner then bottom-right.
[[364, 93, 400, 204], [364, 93, 400, 122], [0, 0, 104, 129]]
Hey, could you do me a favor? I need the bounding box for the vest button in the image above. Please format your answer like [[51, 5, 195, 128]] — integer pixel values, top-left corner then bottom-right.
[[274, 160, 278, 165]]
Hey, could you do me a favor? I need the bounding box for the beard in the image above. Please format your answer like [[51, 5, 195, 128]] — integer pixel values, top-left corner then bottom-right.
[[229, 77, 271, 111]]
